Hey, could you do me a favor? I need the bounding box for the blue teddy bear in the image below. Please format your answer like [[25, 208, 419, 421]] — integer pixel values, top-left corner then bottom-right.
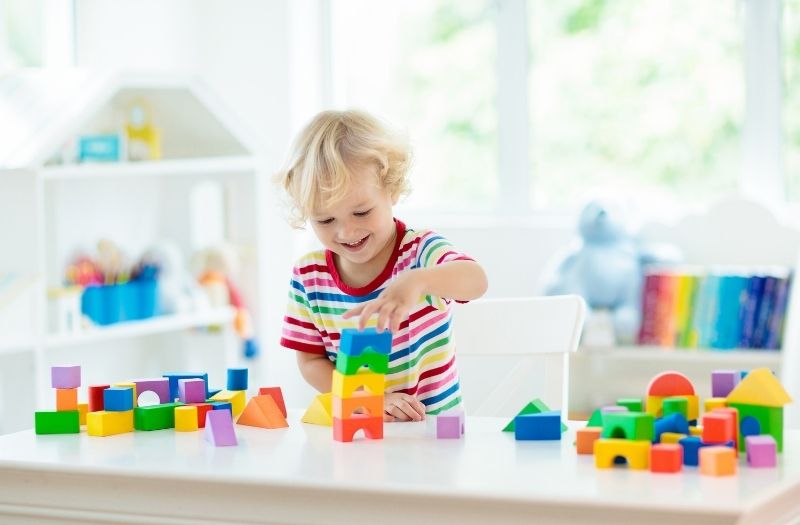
[[543, 201, 679, 344]]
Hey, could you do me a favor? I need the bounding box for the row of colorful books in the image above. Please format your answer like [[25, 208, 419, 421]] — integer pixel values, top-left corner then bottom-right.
[[637, 268, 792, 350]]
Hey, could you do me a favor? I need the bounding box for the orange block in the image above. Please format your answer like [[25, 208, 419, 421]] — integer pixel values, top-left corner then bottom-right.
[[258, 387, 287, 418], [236, 395, 289, 429], [700, 446, 737, 476], [576, 427, 602, 455], [333, 414, 383, 442], [650, 443, 683, 473], [56, 388, 78, 411], [78, 403, 88, 425], [702, 411, 735, 444], [332, 392, 383, 419]]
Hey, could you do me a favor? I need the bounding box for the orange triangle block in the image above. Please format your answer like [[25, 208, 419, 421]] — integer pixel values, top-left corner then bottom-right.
[[237, 395, 289, 429], [726, 368, 792, 407], [302, 392, 333, 426]]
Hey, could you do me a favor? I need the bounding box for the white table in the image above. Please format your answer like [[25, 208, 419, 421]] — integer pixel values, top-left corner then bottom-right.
[[1, 410, 799, 525]]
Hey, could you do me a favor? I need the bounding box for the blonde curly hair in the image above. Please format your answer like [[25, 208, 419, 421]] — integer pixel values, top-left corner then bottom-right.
[[275, 110, 411, 228]]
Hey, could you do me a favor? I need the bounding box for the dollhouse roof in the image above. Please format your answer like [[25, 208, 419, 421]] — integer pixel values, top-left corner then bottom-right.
[[0, 70, 259, 169], [726, 368, 792, 408]]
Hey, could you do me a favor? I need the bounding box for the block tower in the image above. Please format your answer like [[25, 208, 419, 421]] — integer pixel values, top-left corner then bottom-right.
[[332, 328, 392, 442]]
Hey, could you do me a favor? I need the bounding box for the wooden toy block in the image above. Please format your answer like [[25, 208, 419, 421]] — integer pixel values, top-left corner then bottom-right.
[[113, 382, 138, 408], [726, 367, 791, 408], [78, 403, 88, 425], [712, 370, 740, 398], [728, 403, 784, 452], [689, 426, 703, 437], [134, 403, 182, 431], [179, 378, 206, 404], [331, 369, 385, 398], [56, 388, 78, 411], [647, 371, 695, 397], [648, 394, 699, 420], [132, 378, 170, 404], [163, 372, 209, 402], [333, 414, 383, 442], [594, 439, 651, 470], [703, 411, 736, 444], [175, 406, 199, 432], [660, 432, 688, 444], [616, 398, 643, 412], [704, 398, 727, 413], [699, 446, 737, 476], [503, 399, 565, 433], [209, 390, 246, 417], [576, 427, 602, 454], [654, 412, 689, 443], [601, 412, 655, 442], [679, 436, 724, 466], [332, 392, 383, 419], [515, 412, 561, 440], [51, 365, 81, 389], [746, 435, 777, 468], [104, 387, 134, 411], [673, 395, 699, 421], [302, 392, 333, 426], [35, 410, 80, 434], [339, 327, 392, 356], [237, 395, 289, 429], [187, 403, 213, 428], [88, 384, 110, 412], [585, 408, 604, 428], [662, 397, 688, 418], [335, 350, 390, 375], [87, 410, 134, 437], [650, 443, 683, 473], [258, 387, 287, 418], [436, 409, 465, 439], [204, 409, 237, 446], [227, 367, 248, 391]]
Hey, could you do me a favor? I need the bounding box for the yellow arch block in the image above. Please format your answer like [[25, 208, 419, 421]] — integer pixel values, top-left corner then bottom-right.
[[594, 438, 651, 470], [332, 370, 385, 398]]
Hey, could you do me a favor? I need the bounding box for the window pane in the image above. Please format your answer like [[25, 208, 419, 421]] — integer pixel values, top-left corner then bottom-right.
[[529, 0, 743, 213], [2, 0, 44, 67], [785, 0, 800, 200], [331, 0, 497, 212]]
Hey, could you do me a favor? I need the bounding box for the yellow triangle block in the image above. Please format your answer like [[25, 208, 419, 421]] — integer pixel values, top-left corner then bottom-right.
[[726, 368, 792, 407], [302, 392, 333, 426], [237, 395, 288, 429]]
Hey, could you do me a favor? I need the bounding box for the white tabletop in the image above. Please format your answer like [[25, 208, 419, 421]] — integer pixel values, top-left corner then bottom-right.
[[1, 411, 799, 525]]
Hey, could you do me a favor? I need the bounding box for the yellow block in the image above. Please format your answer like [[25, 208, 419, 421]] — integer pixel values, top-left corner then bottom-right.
[[78, 403, 88, 425], [302, 392, 333, 426], [175, 406, 199, 432], [331, 370, 385, 398], [660, 432, 687, 444], [726, 367, 792, 407], [114, 382, 138, 408], [87, 410, 134, 437], [594, 438, 651, 470], [647, 394, 699, 420], [690, 426, 703, 437], [209, 390, 246, 417], [704, 398, 727, 413]]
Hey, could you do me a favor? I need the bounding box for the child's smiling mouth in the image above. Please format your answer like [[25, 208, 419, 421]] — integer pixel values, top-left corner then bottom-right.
[[340, 235, 369, 251]]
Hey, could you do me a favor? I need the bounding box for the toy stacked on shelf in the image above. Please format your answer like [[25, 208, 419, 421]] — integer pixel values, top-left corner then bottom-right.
[[332, 328, 392, 442], [638, 267, 792, 350], [576, 368, 789, 476]]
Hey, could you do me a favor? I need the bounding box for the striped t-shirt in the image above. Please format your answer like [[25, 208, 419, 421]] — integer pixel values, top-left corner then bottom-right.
[[280, 218, 473, 414]]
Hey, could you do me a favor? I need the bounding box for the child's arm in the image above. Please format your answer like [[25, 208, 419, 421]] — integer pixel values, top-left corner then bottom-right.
[[343, 260, 488, 332], [296, 352, 335, 393]]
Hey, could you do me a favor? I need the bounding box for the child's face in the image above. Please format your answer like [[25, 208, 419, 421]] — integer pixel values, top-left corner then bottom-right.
[[310, 163, 397, 268]]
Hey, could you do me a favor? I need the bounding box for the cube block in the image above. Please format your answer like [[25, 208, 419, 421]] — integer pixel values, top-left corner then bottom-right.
[[175, 405, 199, 432], [746, 435, 777, 468], [650, 443, 683, 473], [711, 370, 740, 398], [700, 446, 737, 476], [436, 409, 465, 439], [179, 378, 206, 404], [576, 427, 602, 455], [51, 365, 81, 389], [163, 372, 208, 402], [56, 388, 78, 411], [104, 387, 134, 411]]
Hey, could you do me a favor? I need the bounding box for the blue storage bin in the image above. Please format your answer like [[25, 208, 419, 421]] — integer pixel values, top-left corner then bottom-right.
[[81, 280, 160, 325]]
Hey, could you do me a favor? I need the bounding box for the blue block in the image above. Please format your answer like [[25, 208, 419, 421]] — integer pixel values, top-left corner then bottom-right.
[[227, 368, 248, 391], [514, 412, 561, 441], [210, 401, 232, 413], [208, 388, 222, 398], [163, 372, 208, 402], [654, 412, 690, 443], [679, 436, 733, 466], [104, 387, 134, 411], [340, 328, 392, 356]]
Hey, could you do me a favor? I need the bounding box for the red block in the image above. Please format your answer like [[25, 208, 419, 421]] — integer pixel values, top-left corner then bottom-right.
[[712, 407, 739, 450], [702, 411, 735, 444], [258, 387, 287, 418], [188, 403, 213, 428], [333, 415, 383, 442], [651, 443, 683, 473], [88, 384, 110, 412]]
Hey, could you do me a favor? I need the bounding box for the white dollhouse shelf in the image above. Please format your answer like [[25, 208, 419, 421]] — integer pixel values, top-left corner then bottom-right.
[[40, 156, 256, 181]]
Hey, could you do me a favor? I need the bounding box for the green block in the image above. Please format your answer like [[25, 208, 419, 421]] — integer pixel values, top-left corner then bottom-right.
[[601, 412, 655, 441], [662, 397, 688, 418], [728, 403, 784, 452], [335, 350, 389, 375], [586, 408, 604, 427], [134, 402, 182, 431], [502, 399, 567, 433], [616, 398, 643, 412], [35, 410, 80, 434]]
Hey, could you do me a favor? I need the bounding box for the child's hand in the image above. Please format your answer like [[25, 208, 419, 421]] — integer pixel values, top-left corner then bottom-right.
[[343, 271, 425, 332], [383, 392, 426, 422]]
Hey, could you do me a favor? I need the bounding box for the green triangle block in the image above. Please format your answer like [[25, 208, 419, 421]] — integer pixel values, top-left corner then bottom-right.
[[586, 408, 603, 428], [502, 399, 567, 433]]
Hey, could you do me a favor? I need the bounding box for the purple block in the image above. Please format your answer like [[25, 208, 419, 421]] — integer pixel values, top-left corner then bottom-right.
[[436, 409, 465, 439], [51, 365, 81, 389], [746, 435, 777, 468], [179, 378, 206, 404], [712, 370, 740, 398], [204, 409, 237, 446], [132, 378, 171, 405]]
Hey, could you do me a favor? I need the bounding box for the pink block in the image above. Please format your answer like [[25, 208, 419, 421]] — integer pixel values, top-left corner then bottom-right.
[[179, 378, 206, 404], [204, 409, 237, 446], [132, 378, 171, 404], [436, 408, 465, 439], [746, 435, 777, 468], [51, 365, 81, 389]]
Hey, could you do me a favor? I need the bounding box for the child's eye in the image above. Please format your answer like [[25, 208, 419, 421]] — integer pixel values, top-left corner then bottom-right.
[[317, 218, 334, 225], [354, 209, 372, 217]]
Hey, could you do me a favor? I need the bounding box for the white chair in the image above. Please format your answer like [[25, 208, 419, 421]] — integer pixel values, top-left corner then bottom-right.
[[451, 295, 586, 419]]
